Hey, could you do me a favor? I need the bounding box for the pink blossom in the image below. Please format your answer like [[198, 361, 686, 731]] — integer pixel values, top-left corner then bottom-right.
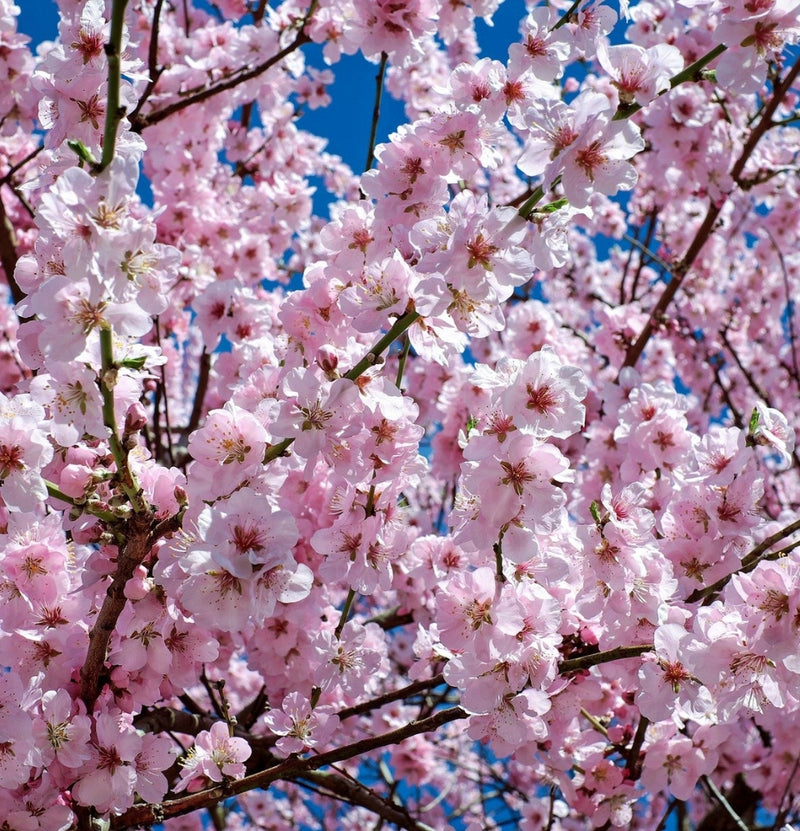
[[272, 369, 363, 460], [262, 691, 339, 757], [500, 347, 587, 439], [175, 721, 251, 792], [0, 393, 52, 512], [187, 403, 269, 498], [71, 712, 141, 814], [313, 620, 386, 694], [639, 734, 708, 801], [32, 689, 92, 769], [751, 402, 796, 468], [507, 7, 568, 82], [597, 41, 684, 107], [202, 487, 299, 578], [637, 623, 700, 721]]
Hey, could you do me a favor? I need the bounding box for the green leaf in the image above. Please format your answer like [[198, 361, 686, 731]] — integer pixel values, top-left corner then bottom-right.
[[590, 500, 602, 524], [748, 407, 760, 434]]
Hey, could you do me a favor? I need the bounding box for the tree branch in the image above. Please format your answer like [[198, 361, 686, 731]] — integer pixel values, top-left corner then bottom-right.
[[558, 644, 652, 674], [685, 515, 800, 604], [622, 57, 800, 370], [79, 511, 155, 710], [127, 0, 166, 124], [97, 0, 130, 173], [111, 706, 468, 828], [298, 770, 437, 831], [0, 190, 23, 305], [364, 52, 388, 175], [130, 2, 318, 132]]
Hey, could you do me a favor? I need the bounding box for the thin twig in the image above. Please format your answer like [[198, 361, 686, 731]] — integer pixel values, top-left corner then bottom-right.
[[128, 0, 166, 124], [766, 228, 800, 382], [701, 776, 751, 831], [336, 675, 447, 723], [364, 52, 388, 175], [299, 771, 437, 831], [131, 1, 318, 132]]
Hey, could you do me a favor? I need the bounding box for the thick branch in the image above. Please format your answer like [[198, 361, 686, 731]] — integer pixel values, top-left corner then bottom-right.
[[134, 675, 446, 743], [79, 511, 154, 710], [111, 706, 467, 828], [0, 191, 23, 305]]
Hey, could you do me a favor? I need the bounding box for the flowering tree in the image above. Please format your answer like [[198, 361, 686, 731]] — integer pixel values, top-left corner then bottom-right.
[[1, 0, 800, 828]]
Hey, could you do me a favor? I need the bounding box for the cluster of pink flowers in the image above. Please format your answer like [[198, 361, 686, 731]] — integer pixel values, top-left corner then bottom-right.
[[1, 0, 800, 829]]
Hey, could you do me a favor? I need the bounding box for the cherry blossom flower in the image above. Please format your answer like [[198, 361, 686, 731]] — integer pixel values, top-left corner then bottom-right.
[[71, 712, 142, 814], [175, 722, 251, 792], [313, 620, 386, 694], [596, 41, 684, 107], [202, 487, 299, 578], [261, 692, 339, 757], [0, 393, 52, 512], [32, 689, 92, 769]]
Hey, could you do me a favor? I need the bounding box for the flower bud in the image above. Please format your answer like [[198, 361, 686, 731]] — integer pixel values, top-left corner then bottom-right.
[[124, 402, 148, 435], [316, 345, 339, 377]]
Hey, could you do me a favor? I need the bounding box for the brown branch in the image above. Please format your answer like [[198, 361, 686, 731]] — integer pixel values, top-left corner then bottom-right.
[[0, 143, 44, 187], [719, 329, 770, 402], [367, 606, 415, 630], [127, 0, 166, 124], [134, 675, 447, 761], [298, 770, 437, 831], [133, 707, 243, 739], [336, 674, 446, 722], [183, 348, 211, 440], [0, 191, 23, 305], [625, 715, 650, 779], [558, 644, 652, 674], [685, 515, 800, 604], [364, 52, 388, 174], [622, 57, 800, 370], [79, 511, 155, 710], [80, 507, 182, 711], [130, 6, 316, 132], [111, 706, 467, 828]]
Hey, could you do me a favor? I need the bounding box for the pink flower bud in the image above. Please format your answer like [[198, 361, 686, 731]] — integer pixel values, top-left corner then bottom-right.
[[316, 345, 339, 375], [124, 402, 148, 435]]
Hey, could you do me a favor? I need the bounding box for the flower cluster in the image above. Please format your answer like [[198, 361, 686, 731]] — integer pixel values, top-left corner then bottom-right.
[[1, 0, 800, 829]]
